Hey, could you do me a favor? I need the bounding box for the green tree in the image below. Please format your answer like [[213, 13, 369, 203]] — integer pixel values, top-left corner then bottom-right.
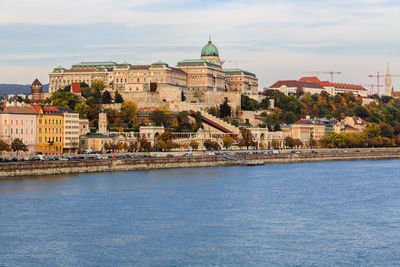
[[11, 138, 27, 155], [219, 99, 232, 118], [365, 123, 382, 138], [189, 140, 199, 151], [195, 111, 202, 128], [0, 140, 9, 154], [239, 128, 254, 149], [284, 136, 295, 148], [223, 135, 234, 149], [74, 103, 90, 119], [241, 95, 259, 110], [115, 90, 124, 103], [50, 90, 81, 109], [294, 138, 303, 148], [121, 101, 138, 125], [102, 90, 112, 104]]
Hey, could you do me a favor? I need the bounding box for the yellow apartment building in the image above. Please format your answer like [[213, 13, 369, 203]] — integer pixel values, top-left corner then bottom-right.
[[33, 106, 64, 155]]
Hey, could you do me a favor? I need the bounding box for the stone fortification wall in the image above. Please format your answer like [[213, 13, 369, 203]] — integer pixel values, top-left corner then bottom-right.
[[1, 150, 400, 178]]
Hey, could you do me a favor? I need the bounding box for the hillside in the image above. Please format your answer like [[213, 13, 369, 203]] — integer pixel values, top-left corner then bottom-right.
[[0, 83, 49, 95]]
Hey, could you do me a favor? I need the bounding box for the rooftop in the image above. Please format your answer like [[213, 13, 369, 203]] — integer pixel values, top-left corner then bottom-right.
[[177, 59, 222, 69], [225, 68, 256, 78]]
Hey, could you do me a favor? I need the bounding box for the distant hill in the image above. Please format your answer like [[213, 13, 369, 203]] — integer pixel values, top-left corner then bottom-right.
[[0, 84, 49, 95]]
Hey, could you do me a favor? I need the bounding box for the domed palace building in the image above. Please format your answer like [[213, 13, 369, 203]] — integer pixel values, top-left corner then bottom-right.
[[48, 39, 259, 108], [176, 38, 258, 95]]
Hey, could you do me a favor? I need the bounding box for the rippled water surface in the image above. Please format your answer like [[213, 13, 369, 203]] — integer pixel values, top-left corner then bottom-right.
[[1, 160, 400, 266]]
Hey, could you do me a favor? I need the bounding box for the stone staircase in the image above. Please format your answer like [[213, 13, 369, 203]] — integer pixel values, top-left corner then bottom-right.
[[190, 107, 240, 134]]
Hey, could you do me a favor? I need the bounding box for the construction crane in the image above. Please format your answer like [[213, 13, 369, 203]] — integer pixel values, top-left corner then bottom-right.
[[368, 71, 400, 95], [302, 71, 342, 83], [362, 84, 381, 95]]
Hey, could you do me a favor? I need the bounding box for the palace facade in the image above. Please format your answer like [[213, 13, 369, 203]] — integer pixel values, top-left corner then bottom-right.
[[48, 39, 259, 111]]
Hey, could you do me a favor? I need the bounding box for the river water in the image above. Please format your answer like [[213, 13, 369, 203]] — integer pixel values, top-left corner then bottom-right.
[[1, 160, 400, 266]]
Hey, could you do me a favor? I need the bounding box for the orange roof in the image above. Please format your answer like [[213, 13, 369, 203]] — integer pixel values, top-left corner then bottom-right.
[[32, 105, 42, 113], [2, 106, 37, 114]]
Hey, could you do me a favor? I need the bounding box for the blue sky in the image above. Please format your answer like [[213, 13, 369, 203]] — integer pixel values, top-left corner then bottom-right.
[[1, 0, 400, 92]]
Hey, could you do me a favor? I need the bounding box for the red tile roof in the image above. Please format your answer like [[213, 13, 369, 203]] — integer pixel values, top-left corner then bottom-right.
[[293, 120, 313, 124], [331, 83, 367, 91], [2, 106, 37, 114], [269, 80, 324, 89]]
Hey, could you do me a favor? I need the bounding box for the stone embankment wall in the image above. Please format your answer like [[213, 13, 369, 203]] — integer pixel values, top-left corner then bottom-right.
[[1, 150, 400, 178]]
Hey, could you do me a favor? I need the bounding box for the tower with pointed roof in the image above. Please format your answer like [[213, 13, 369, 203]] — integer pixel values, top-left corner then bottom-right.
[[385, 63, 392, 96], [31, 78, 43, 103], [200, 37, 221, 66]]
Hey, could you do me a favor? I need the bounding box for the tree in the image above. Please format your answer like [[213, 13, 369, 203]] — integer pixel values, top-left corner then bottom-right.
[[74, 103, 90, 119], [380, 123, 394, 138], [260, 97, 270, 109], [365, 123, 382, 138], [105, 108, 119, 125], [121, 101, 138, 125], [156, 140, 167, 151], [284, 136, 295, 148], [102, 90, 112, 104], [309, 138, 317, 148], [115, 90, 124, 103], [50, 90, 81, 109], [139, 135, 152, 152], [189, 140, 199, 151], [171, 117, 179, 129], [273, 123, 281, 131], [294, 138, 304, 148], [104, 142, 111, 152], [219, 99, 232, 118], [239, 129, 254, 149], [195, 111, 202, 128], [130, 141, 139, 152], [0, 140, 9, 154], [11, 138, 27, 155], [150, 109, 168, 126], [271, 140, 279, 149], [222, 135, 234, 150], [241, 95, 259, 110]]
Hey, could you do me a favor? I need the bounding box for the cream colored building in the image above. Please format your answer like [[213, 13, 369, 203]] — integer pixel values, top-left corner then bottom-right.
[[225, 69, 258, 95], [58, 106, 80, 153], [49, 62, 116, 93], [79, 119, 90, 136]]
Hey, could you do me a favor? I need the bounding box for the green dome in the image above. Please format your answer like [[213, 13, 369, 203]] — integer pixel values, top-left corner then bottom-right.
[[201, 40, 219, 57]]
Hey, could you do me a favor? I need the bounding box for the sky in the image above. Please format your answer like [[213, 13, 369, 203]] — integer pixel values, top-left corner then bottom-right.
[[1, 0, 400, 93]]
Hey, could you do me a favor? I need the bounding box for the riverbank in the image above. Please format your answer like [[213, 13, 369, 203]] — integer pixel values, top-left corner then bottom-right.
[[1, 149, 400, 178]]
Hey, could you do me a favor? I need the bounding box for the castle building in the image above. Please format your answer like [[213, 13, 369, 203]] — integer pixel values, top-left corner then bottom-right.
[[48, 39, 259, 111], [49, 62, 116, 93]]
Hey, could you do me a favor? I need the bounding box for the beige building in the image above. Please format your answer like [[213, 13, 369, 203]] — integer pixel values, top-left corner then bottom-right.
[[291, 120, 313, 144], [79, 134, 114, 153], [225, 69, 258, 95], [58, 106, 80, 153], [49, 62, 116, 93], [342, 117, 369, 133], [79, 119, 90, 136]]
